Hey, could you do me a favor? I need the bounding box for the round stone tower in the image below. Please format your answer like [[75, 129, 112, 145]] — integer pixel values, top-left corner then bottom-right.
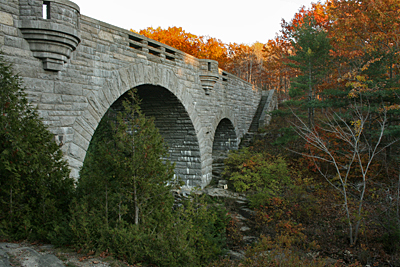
[[19, 0, 81, 71]]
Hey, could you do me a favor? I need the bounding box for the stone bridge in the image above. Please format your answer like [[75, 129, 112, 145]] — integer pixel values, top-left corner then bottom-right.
[[0, 0, 277, 188]]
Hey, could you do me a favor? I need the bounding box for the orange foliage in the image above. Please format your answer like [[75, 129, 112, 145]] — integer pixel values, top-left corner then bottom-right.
[[131, 0, 400, 102], [281, 3, 330, 40], [263, 37, 296, 96], [136, 26, 230, 69], [136, 26, 272, 89], [326, 0, 400, 104], [327, 0, 400, 60], [225, 42, 267, 89]]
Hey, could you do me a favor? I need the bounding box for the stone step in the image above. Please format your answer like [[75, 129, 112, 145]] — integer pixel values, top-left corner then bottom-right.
[[248, 94, 269, 132]]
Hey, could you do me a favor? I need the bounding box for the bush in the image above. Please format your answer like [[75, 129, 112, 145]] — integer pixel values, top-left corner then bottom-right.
[[223, 148, 291, 196]]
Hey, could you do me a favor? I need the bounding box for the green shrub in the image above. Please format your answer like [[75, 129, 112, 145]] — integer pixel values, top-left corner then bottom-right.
[[223, 148, 291, 195]]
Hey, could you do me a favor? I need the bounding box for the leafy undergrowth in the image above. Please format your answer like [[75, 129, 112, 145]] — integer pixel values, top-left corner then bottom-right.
[[209, 116, 400, 267]]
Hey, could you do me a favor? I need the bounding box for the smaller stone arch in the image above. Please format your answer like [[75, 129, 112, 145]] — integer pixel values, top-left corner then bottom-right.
[[211, 116, 238, 182]]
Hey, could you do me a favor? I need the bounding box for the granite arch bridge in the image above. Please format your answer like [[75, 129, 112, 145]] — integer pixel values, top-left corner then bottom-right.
[[0, 0, 277, 187]]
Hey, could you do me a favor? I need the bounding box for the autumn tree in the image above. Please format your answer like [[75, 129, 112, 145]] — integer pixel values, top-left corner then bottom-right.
[[263, 37, 294, 97], [293, 95, 397, 246], [284, 0, 400, 247], [225, 42, 267, 88], [326, 0, 400, 159], [136, 26, 230, 69]]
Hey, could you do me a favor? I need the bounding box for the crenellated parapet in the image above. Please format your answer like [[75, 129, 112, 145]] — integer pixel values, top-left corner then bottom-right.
[[19, 0, 81, 71]]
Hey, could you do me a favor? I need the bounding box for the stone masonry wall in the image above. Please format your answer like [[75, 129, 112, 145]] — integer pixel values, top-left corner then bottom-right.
[[0, 0, 262, 188]]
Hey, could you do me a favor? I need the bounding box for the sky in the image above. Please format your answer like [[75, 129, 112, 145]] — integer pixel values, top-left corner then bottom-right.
[[75, 0, 313, 45]]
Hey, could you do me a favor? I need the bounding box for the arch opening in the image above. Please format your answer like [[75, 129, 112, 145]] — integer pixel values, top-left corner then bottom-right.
[[212, 118, 238, 182], [85, 85, 201, 187]]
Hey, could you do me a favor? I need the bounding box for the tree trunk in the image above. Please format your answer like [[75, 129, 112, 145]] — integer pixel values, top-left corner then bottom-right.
[[10, 187, 12, 221], [308, 62, 314, 128], [105, 184, 108, 227], [134, 177, 139, 225]]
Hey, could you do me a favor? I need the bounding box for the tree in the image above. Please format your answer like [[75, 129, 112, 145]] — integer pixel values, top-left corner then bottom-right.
[[78, 90, 175, 227], [292, 94, 397, 246], [113, 91, 176, 225], [0, 53, 74, 240], [327, 0, 400, 153], [73, 91, 229, 266], [263, 37, 295, 97], [284, 14, 332, 128], [135, 26, 230, 69]]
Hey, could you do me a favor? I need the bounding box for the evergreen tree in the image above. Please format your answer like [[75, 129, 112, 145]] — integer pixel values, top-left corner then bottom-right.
[[0, 53, 74, 240], [77, 90, 175, 227], [74, 91, 228, 266], [285, 15, 332, 127]]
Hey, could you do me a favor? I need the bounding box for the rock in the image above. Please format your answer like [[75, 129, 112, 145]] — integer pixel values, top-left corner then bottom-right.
[[242, 236, 257, 244], [235, 200, 247, 205], [226, 250, 245, 261], [217, 180, 228, 189], [13, 247, 42, 267], [0, 248, 11, 267], [0, 243, 19, 250], [240, 226, 251, 232], [203, 188, 241, 198], [239, 207, 256, 219], [230, 213, 247, 222], [39, 254, 66, 267]]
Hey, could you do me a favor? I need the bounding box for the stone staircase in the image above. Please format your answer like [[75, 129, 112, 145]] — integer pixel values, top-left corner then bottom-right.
[[240, 90, 278, 148], [249, 93, 270, 133], [240, 94, 268, 148], [202, 186, 258, 260]]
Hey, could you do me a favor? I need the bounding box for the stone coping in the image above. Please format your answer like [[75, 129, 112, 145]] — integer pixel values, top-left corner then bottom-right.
[[48, 0, 80, 12], [79, 14, 255, 87]]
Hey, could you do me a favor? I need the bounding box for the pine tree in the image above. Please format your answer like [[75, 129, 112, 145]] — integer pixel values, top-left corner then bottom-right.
[[285, 15, 332, 127], [0, 53, 74, 240]]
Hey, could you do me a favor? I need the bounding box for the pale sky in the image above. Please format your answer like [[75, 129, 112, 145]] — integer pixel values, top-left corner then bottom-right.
[[75, 0, 314, 45]]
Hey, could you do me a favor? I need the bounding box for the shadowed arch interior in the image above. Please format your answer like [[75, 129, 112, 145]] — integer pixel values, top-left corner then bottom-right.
[[108, 85, 201, 186], [212, 118, 238, 181]]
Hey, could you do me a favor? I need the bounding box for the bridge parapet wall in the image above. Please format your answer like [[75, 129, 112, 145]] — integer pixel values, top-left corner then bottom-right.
[[0, 0, 262, 187]]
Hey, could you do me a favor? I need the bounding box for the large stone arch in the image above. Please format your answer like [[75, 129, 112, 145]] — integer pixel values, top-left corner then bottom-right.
[[67, 61, 207, 187]]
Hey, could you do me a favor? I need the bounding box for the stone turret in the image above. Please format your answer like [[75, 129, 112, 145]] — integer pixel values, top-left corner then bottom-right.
[[19, 0, 81, 71], [199, 59, 219, 95]]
